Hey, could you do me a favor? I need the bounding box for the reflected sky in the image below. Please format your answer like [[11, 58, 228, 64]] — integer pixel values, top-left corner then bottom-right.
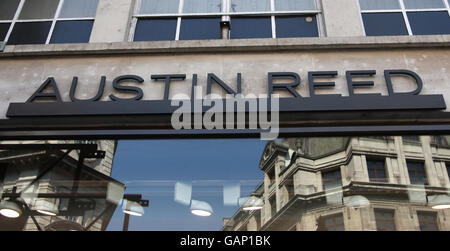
[[106, 139, 267, 231]]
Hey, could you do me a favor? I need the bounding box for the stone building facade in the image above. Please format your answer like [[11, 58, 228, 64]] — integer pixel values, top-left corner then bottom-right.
[[223, 136, 450, 231], [0, 140, 119, 231]]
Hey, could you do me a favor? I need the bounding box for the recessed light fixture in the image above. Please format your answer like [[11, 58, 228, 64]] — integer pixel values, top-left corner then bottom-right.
[[239, 196, 264, 211], [190, 200, 213, 217], [0, 200, 23, 218], [122, 199, 145, 216], [35, 200, 58, 216], [428, 194, 450, 209]]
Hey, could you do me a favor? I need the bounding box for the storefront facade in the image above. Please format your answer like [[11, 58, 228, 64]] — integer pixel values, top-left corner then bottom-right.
[[0, 0, 449, 231]]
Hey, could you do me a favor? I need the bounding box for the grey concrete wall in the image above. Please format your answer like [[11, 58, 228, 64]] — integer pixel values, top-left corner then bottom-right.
[[0, 47, 449, 119], [321, 0, 365, 37], [89, 0, 134, 43]]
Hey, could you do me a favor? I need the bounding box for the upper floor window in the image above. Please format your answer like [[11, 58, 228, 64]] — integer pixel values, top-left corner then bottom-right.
[[317, 213, 345, 231], [132, 0, 321, 42], [0, 0, 99, 45], [359, 0, 450, 36]]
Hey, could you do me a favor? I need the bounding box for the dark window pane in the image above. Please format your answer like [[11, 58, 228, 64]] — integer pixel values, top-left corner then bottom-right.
[[407, 11, 450, 35], [418, 212, 439, 231], [50, 20, 94, 44], [375, 209, 396, 231], [407, 161, 427, 185], [134, 19, 177, 41], [362, 13, 409, 36], [403, 135, 420, 142], [7, 21, 52, 45], [19, 0, 59, 20], [276, 16, 318, 38], [0, 0, 20, 20], [230, 17, 272, 39], [318, 213, 345, 231], [368, 159, 387, 182], [179, 18, 221, 40], [322, 169, 342, 190], [0, 23, 11, 41]]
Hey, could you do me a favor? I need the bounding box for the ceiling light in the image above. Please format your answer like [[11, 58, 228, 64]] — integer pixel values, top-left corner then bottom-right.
[[239, 196, 264, 211], [0, 200, 23, 218], [35, 200, 58, 216], [343, 195, 370, 208], [122, 199, 145, 216], [428, 194, 450, 209], [190, 200, 213, 217]]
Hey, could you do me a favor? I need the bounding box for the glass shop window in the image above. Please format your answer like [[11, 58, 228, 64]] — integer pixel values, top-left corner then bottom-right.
[[359, 0, 450, 36], [374, 209, 396, 231], [132, 0, 321, 41], [0, 0, 99, 45]]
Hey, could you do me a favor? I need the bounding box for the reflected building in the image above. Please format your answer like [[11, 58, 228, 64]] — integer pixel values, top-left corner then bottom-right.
[[0, 140, 122, 231], [224, 136, 450, 231]]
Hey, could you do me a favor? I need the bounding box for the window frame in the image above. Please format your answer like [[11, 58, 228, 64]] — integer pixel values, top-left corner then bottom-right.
[[129, 0, 324, 42], [417, 210, 440, 231], [406, 160, 428, 185], [0, 0, 98, 45], [374, 208, 397, 231], [366, 158, 388, 183], [321, 168, 343, 191], [358, 0, 450, 36]]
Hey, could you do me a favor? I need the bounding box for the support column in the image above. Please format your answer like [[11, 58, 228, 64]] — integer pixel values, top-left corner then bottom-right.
[[90, 0, 134, 43], [321, 0, 365, 37]]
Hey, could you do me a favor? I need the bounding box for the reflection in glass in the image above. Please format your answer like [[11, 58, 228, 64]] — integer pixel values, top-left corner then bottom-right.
[[140, 0, 180, 14], [59, 0, 99, 18], [359, 0, 400, 10], [231, 0, 271, 12], [374, 209, 396, 231], [0, 0, 20, 20], [183, 0, 222, 13], [417, 211, 439, 231], [403, 0, 445, 9], [275, 0, 316, 11], [19, 0, 59, 20]]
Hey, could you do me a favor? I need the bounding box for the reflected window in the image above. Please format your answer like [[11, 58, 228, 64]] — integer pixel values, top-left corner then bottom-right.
[[322, 169, 342, 191], [275, 0, 316, 11], [403, 135, 420, 143], [375, 209, 396, 231], [19, 0, 59, 20], [59, 0, 99, 18], [407, 161, 427, 185], [183, 0, 222, 13], [418, 211, 439, 231], [267, 168, 275, 187], [367, 159, 387, 183], [231, 0, 271, 12], [317, 213, 345, 231], [359, 0, 450, 36], [0, 0, 20, 20]]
